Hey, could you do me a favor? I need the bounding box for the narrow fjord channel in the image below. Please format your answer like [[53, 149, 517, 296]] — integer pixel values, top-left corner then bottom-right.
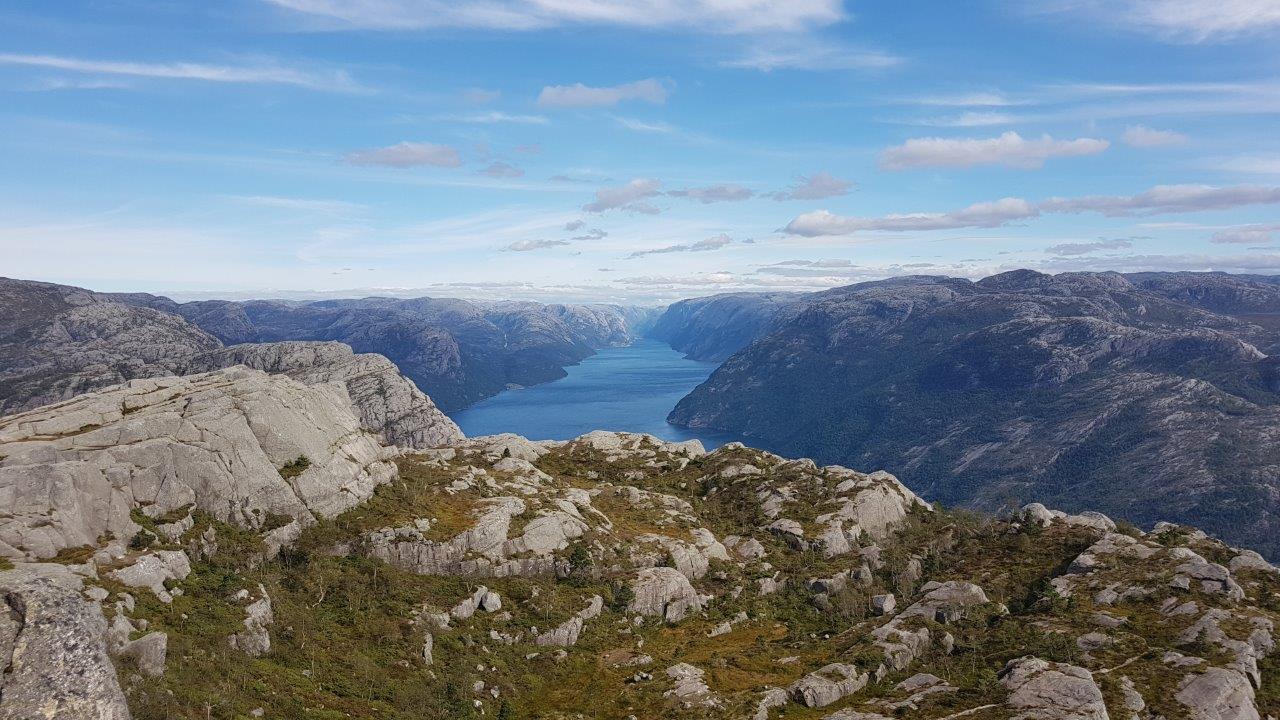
[[448, 338, 747, 448]]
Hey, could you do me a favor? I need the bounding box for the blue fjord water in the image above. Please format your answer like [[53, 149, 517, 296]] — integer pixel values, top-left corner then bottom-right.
[[448, 338, 747, 448]]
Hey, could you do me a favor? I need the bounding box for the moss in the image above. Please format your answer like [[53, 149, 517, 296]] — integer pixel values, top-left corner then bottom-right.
[[278, 455, 311, 480], [0, 557, 13, 571]]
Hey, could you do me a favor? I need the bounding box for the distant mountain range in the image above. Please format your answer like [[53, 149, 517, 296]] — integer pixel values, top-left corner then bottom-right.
[[658, 270, 1280, 558], [7, 271, 1280, 559], [0, 277, 658, 415]]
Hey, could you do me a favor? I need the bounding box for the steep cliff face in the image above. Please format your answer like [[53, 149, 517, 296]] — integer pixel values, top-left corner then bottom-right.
[[668, 270, 1280, 558], [5, 278, 657, 415], [0, 278, 223, 416], [112, 293, 658, 411], [181, 341, 463, 449], [647, 291, 809, 362]]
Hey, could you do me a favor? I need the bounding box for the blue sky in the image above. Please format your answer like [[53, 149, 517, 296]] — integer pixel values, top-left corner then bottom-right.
[[2, 0, 1279, 303]]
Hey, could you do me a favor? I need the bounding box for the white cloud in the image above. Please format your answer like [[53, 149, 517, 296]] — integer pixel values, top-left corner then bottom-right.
[[262, 0, 845, 33], [583, 178, 663, 213], [784, 198, 1038, 237], [668, 184, 755, 203], [447, 111, 549, 125], [0, 52, 359, 91], [914, 112, 1018, 128], [507, 239, 569, 251], [1044, 238, 1136, 255], [1214, 155, 1280, 175], [1039, 0, 1280, 42], [232, 195, 366, 216], [538, 79, 668, 108], [628, 233, 733, 258], [880, 131, 1110, 170], [612, 116, 680, 134], [908, 91, 1022, 107], [344, 142, 462, 168], [1122, 125, 1188, 147], [721, 38, 901, 71], [480, 161, 524, 178], [771, 172, 853, 201], [564, 220, 586, 231], [1211, 224, 1280, 244], [783, 183, 1280, 237], [1040, 184, 1280, 215]]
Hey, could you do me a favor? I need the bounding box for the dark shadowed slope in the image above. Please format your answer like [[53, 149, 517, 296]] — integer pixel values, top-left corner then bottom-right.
[[667, 270, 1280, 557]]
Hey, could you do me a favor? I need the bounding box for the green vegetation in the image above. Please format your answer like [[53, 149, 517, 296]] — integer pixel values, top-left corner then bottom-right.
[[114, 441, 1280, 720], [279, 455, 312, 480]]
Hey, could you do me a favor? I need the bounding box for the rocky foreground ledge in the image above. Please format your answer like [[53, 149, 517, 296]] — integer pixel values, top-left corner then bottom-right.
[[1, 370, 1278, 719]]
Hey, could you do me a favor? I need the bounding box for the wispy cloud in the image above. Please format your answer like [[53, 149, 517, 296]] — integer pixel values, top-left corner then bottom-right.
[[1044, 238, 1136, 256], [880, 132, 1109, 170], [443, 111, 549, 125], [0, 52, 360, 91], [628, 233, 733, 258], [721, 38, 901, 72], [668, 184, 755, 203], [770, 172, 853, 201], [538, 79, 668, 108], [784, 183, 1280, 237], [507, 239, 569, 252], [261, 0, 845, 33], [480, 161, 524, 178], [1122, 125, 1188, 147], [231, 195, 366, 216], [1034, 0, 1280, 43], [344, 141, 462, 168], [1211, 224, 1280, 244], [786, 198, 1038, 237]]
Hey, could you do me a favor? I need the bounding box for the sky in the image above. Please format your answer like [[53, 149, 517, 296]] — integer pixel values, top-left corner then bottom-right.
[[2, 1, 1280, 304]]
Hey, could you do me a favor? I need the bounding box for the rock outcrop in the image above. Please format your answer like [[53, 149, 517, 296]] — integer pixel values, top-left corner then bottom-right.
[[181, 341, 462, 449], [999, 656, 1109, 720], [0, 563, 130, 720], [0, 366, 398, 562], [0, 277, 221, 416]]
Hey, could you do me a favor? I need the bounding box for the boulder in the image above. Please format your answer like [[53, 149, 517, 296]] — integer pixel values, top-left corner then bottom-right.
[[0, 563, 130, 720], [1175, 666, 1259, 720], [114, 631, 167, 678], [789, 663, 869, 708], [628, 567, 704, 623], [228, 585, 273, 657], [999, 656, 1108, 720], [109, 550, 191, 603]]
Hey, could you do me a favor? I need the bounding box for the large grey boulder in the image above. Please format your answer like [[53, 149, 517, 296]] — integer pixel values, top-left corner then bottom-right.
[[228, 586, 274, 657], [999, 656, 1109, 720], [628, 567, 705, 623], [182, 341, 462, 449], [789, 663, 870, 708], [1176, 667, 1260, 720], [0, 366, 398, 561], [0, 563, 131, 720]]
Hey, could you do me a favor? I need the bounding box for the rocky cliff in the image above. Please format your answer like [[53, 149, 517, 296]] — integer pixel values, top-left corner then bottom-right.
[[180, 341, 461, 449], [112, 291, 660, 410], [1, 380, 1276, 719], [667, 270, 1280, 559], [0, 278, 223, 416], [1, 278, 463, 450]]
